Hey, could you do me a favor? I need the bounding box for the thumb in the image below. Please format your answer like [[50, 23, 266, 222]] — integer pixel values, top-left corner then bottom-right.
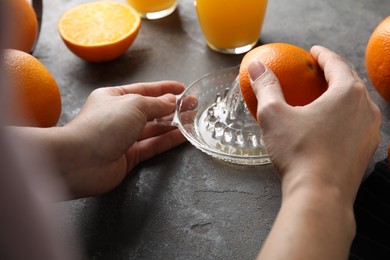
[[248, 60, 286, 120], [139, 93, 177, 121]]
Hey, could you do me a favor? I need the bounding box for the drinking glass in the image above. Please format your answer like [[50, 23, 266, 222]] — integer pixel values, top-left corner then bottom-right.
[[194, 0, 268, 54], [126, 0, 177, 20]]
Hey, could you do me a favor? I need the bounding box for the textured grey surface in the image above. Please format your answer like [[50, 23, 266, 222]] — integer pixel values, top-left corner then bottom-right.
[[35, 0, 390, 259]]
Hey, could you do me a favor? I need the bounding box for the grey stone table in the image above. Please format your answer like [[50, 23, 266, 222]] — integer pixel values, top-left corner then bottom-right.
[[35, 0, 390, 259]]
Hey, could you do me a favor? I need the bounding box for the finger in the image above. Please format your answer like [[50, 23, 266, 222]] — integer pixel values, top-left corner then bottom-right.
[[138, 118, 177, 141], [116, 81, 186, 97], [177, 110, 196, 125], [137, 94, 179, 121], [141, 95, 199, 140], [248, 60, 287, 120], [128, 129, 186, 168], [138, 88, 200, 122], [310, 45, 357, 86], [180, 95, 198, 111]]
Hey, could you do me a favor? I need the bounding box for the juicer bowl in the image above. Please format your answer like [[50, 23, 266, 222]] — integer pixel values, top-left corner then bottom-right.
[[173, 66, 270, 165]]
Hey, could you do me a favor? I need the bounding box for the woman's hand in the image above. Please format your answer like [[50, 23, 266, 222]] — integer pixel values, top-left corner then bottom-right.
[[249, 45, 381, 204], [38, 81, 186, 198], [248, 46, 381, 260]]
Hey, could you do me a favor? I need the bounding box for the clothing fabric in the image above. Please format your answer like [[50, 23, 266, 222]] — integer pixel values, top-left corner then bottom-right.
[[350, 158, 390, 260]]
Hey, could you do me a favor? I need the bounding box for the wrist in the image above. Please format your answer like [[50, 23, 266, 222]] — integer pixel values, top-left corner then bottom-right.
[[280, 158, 363, 206], [275, 185, 356, 259], [46, 125, 95, 198], [4, 126, 83, 198], [48, 125, 84, 174], [281, 177, 357, 240]]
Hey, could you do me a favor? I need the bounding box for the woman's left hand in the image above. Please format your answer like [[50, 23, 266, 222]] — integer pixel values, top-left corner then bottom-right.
[[58, 81, 186, 198]]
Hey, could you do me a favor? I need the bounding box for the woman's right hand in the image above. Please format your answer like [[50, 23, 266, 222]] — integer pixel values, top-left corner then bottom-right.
[[249, 45, 381, 260], [249, 45, 381, 205]]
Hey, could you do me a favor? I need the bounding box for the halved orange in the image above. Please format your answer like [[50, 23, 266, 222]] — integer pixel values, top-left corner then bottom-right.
[[58, 1, 141, 62]]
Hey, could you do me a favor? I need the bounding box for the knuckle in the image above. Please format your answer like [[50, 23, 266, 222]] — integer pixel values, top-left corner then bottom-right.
[[353, 80, 367, 93], [129, 93, 143, 102], [351, 70, 360, 79], [258, 99, 284, 119], [373, 105, 382, 127], [345, 79, 367, 99], [90, 87, 104, 96], [332, 53, 346, 63], [324, 51, 347, 66], [132, 94, 148, 109], [259, 74, 280, 88]]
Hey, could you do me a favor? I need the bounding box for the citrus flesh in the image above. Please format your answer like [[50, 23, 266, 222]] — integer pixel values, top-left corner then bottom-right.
[[58, 1, 141, 62]]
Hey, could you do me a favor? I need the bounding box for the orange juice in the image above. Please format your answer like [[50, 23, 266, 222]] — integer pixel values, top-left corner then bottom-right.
[[127, 0, 177, 19], [195, 0, 268, 54]]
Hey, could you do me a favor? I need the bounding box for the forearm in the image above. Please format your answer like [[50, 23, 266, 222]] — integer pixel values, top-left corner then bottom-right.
[[6, 123, 134, 199], [258, 185, 356, 260], [5, 126, 85, 178]]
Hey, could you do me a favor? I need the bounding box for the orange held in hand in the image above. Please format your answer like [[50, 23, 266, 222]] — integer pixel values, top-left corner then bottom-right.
[[239, 43, 328, 119], [366, 16, 390, 102], [3, 0, 39, 53], [58, 1, 141, 62], [4, 49, 62, 128]]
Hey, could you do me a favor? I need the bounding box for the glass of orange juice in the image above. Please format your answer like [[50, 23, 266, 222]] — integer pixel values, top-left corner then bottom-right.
[[126, 0, 177, 20], [194, 0, 268, 54]]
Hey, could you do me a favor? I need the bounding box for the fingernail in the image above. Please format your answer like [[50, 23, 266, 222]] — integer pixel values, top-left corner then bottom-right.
[[248, 60, 266, 84]]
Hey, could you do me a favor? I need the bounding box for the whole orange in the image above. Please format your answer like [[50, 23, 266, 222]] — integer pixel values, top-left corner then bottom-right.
[[366, 16, 390, 102], [239, 43, 328, 119], [3, 0, 39, 53], [3, 49, 62, 127], [58, 1, 141, 62]]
